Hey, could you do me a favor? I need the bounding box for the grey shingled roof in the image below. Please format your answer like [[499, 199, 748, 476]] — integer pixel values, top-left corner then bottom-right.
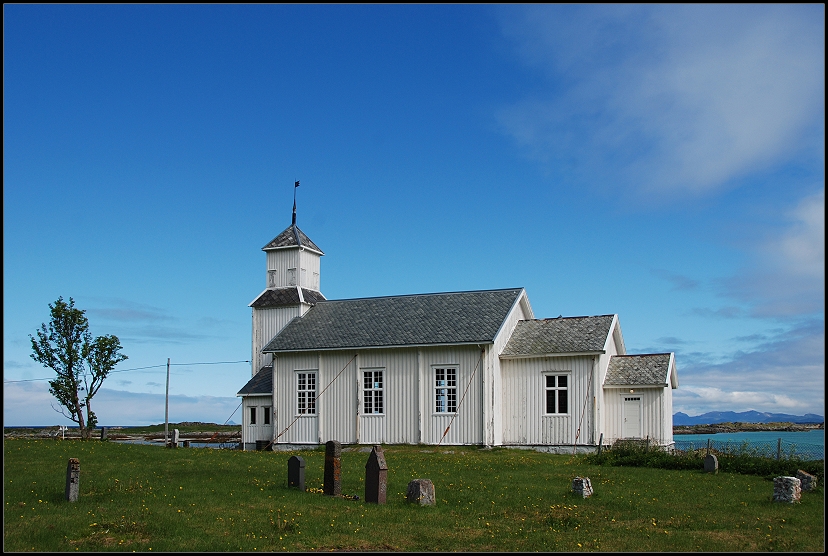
[[237, 366, 273, 395], [604, 354, 673, 386], [500, 315, 614, 357], [250, 287, 327, 308], [262, 288, 524, 353], [262, 225, 324, 254]]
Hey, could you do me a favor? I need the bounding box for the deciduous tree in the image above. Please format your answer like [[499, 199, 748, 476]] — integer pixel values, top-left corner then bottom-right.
[[30, 297, 127, 439]]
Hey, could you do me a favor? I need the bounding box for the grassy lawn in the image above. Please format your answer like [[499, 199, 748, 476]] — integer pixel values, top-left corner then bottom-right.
[[3, 439, 823, 552]]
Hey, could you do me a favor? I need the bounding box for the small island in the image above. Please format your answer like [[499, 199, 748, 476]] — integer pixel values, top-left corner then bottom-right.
[[674, 421, 824, 435]]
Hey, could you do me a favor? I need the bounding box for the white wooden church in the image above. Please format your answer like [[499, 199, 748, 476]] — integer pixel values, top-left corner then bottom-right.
[[237, 214, 678, 452]]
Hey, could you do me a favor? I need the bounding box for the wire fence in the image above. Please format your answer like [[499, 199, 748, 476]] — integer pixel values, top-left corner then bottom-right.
[[674, 438, 824, 461]]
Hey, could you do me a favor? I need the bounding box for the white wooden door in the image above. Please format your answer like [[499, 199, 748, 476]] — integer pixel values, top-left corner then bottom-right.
[[623, 396, 641, 438]]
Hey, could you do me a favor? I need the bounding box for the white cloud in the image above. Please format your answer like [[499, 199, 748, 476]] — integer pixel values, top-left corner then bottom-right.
[[722, 190, 824, 317], [672, 319, 824, 415], [497, 5, 824, 198]]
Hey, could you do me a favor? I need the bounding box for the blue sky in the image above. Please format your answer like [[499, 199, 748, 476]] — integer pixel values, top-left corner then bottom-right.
[[4, 4, 824, 427]]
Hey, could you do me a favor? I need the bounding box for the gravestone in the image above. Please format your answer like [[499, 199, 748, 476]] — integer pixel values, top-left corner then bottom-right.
[[773, 476, 801, 503], [704, 453, 718, 474], [288, 455, 306, 491], [406, 479, 435, 506], [796, 469, 817, 492], [65, 458, 80, 502], [100, 427, 107, 441], [365, 445, 388, 504], [173, 429, 180, 448], [324, 441, 342, 496], [572, 476, 593, 498]]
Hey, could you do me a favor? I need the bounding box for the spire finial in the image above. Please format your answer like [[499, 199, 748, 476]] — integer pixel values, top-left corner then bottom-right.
[[292, 181, 300, 226]]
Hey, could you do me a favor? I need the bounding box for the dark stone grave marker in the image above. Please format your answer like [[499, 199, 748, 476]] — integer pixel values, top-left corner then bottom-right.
[[288, 455, 306, 491], [324, 440, 342, 496], [65, 458, 80, 502], [365, 445, 388, 504], [704, 453, 718, 474]]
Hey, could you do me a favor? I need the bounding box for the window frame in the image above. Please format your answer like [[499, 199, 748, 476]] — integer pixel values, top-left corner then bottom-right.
[[249, 406, 257, 425], [362, 368, 385, 415], [295, 370, 318, 416], [263, 406, 271, 425], [434, 366, 459, 414], [543, 372, 571, 416]]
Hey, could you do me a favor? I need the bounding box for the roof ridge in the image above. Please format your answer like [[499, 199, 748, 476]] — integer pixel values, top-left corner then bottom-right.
[[534, 314, 615, 321], [315, 287, 524, 304]]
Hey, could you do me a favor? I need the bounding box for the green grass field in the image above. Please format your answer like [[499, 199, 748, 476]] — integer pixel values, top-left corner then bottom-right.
[[3, 439, 824, 552]]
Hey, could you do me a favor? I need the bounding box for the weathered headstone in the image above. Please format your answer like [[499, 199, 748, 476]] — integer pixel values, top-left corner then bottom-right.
[[704, 453, 718, 474], [173, 429, 180, 448], [572, 476, 593, 498], [365, 445, 388, 504], [65, 458, 80, 502], [773, 476, 801, 503], [406, 479, 435, 506], [796, 470, 817, 492], [100, 427, 107, 441], [324, 441, 342, 496], [288, 455, 306, 491]]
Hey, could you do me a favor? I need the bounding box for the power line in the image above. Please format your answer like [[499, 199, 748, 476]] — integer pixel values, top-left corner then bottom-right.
[[3, 359, 251, 384]]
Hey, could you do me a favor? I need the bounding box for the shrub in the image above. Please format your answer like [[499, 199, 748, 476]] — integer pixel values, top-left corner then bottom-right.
[[585, 441, 824, 485]]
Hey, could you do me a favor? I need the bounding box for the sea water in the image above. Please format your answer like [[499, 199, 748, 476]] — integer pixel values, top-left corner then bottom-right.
[[674, 429, 823, 447]]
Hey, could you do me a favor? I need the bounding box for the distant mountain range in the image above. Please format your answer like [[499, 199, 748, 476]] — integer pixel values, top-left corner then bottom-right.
[[674, 411, 824, 426]]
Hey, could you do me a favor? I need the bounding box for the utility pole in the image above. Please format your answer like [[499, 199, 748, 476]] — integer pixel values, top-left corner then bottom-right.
[[165, 357, 170, 447]]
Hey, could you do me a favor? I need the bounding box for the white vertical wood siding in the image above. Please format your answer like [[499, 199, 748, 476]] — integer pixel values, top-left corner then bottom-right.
[[318, 352, 358, 444], [251, 307, 301, 372], [274, 353, 319, 444], [594, 317, 622, 446], [298, 250, 321, 290], [266, 250, 300, 287], [419, 346, 484, 445], [500, 356, 595, 446], [356, 349, 420, 445], [488, 293, 533, 445], [241, 394, 273, 449], [603, 387, 671, 445]]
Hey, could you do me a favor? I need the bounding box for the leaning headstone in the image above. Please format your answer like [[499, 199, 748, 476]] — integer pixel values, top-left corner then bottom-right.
[[100, 427, 107, 441], [65, 458, 80, 502], [288, 455, 306, 491], [324, 441, 342, 496], [796, 470, 817, 492], [365, 445, 388, 504], [572, 476, 593, 498], [406, 479, 435, 506], [773, 476, 801, 503], [704, 453, 718, 474]]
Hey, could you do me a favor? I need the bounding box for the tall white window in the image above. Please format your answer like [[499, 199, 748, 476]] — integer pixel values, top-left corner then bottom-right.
[[544, 374, 569, 414], [296, 372, 317, 415], [363, 369, 384, 414], [435, 367, 457, 413]]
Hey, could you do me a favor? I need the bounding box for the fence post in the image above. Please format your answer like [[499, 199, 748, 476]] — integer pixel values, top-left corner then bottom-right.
[[777, 438, 782, 460], [597, 433, 603, 455], [706, 438, 711, 456]]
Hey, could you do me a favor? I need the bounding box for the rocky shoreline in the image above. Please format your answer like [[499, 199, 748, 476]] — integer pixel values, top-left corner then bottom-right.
[[674, 421, 824, 435]]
